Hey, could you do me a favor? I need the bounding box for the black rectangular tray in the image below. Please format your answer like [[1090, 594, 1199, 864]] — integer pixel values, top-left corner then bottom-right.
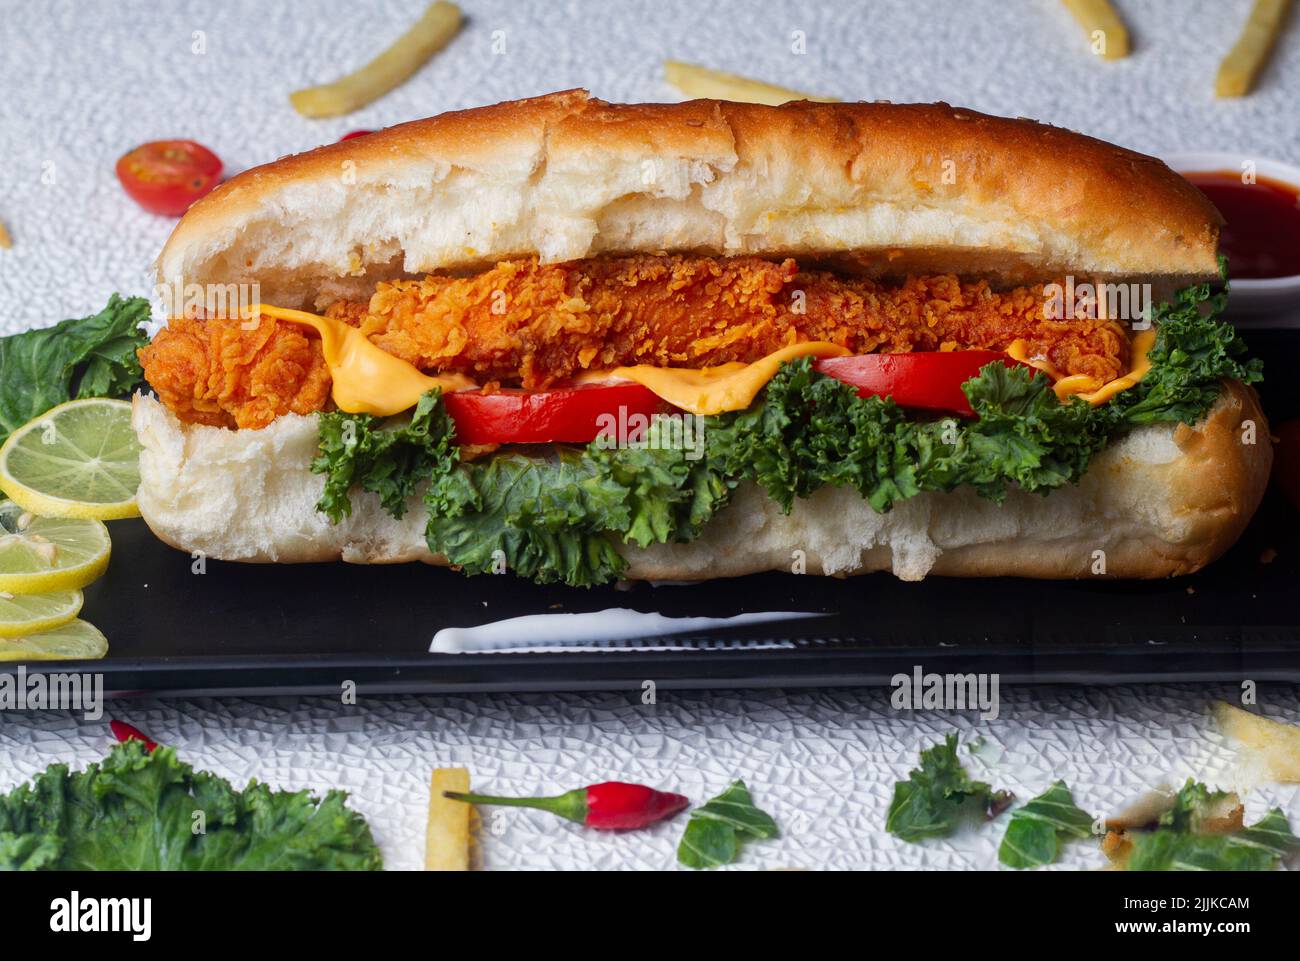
[[28, 331, 1300, 696]]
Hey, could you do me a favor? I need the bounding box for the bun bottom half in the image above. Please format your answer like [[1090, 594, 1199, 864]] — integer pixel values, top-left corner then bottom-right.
[[131, 381, 1271, 581]]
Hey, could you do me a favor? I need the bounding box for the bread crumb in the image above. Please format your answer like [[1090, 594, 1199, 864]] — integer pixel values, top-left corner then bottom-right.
[[1259, 546, 1277, 564]]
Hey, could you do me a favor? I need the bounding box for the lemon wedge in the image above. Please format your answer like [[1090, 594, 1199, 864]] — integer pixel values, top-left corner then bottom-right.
[[0, 398, 141, 520], [0, 618, 108, 661], [0, 500, 111, 593], [0, 588, 82, 637]]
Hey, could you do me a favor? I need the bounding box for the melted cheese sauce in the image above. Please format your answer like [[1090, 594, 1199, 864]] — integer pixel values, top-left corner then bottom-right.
[[575, 341, 851, 416], [1006, 329, 1155, 406], [1075, 328, 1156, 405], [252, 304, 474, 416]]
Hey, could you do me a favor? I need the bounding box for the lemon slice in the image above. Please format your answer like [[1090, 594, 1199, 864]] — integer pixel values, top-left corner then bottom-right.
[[0, 398, 141, 519], [0, 588, 82, 637], [0, 619, 108, 661], [0, 501, 111, 594]]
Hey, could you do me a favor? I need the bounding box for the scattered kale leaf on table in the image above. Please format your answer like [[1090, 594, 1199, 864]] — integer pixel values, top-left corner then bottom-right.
[[0, 740, 382, 871], [886, 733, 1013, 842], [677, 779, 778, 869], [1123, 780, 1298, 872], [998, 780, 1095, 868]]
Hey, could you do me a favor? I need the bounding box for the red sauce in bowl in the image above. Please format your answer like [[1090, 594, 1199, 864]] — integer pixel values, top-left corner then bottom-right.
[[1184, 171, 1300, 279]]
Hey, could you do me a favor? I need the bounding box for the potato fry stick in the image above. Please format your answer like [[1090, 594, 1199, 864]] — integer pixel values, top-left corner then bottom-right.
[[1216, 0, 1293, 98], [290, 2, 463, 118], [663, 60, 838, 106], [1061, 0, 1130, 60], [1214, 700, 1300, 782], [0, 220, 10, 249], [425, 767, 471, 870]]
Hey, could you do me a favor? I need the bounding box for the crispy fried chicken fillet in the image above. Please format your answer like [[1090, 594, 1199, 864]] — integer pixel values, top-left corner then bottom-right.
[[139, 254, 1129, 430], [139, 312, 332, 429]]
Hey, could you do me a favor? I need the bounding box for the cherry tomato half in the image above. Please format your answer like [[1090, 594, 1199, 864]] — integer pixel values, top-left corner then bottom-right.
[[443, 382, 665, 445], [116, 140, 223, 216], [816, 350, 1028, 416]]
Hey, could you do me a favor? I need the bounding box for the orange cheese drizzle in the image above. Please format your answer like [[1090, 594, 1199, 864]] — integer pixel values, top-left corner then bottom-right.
[[575, 342, 851, 416], [1006, 329, 1155, 406], [249, 304, 474, 417]]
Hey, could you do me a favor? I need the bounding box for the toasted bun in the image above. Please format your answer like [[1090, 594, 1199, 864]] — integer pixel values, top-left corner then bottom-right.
[[131, 382, 1270, 581], [157, 91, 1221, 308]]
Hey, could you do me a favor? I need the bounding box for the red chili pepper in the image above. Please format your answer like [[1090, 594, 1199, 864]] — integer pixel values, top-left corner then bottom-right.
[[443, 781, 689, 830], [110, 720, 158, 752]]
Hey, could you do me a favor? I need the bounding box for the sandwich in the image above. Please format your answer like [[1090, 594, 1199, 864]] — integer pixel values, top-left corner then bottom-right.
[[131, 90, 1270, 587]]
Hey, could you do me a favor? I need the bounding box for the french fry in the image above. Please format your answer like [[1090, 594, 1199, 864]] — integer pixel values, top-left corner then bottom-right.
[[290, 2, 463, 118], [0, 219, 10, 249], [1061, 0, 1130, 60], [1216, 0, 1293, 98], [1214, 700, 1300, 782], [425, 767, 471, 870], [663, 60, 838, 106]]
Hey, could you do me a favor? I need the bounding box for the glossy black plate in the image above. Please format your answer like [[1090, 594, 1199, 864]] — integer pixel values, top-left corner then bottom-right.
[[23, 331, 1300, 696]]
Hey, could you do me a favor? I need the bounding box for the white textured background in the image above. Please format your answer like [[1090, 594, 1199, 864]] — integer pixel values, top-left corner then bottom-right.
[[1, 0, 1299, 870]]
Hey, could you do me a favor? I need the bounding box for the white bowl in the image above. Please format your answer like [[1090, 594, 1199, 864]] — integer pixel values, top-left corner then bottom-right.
[[1164, 152, 1300, 320]]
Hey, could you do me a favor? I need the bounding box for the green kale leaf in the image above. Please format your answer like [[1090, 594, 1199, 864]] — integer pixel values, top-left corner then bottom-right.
[[585, 417, 734, 547], [1106, 279, 1263, 428], [1123, 779, 1297, 872], [677, 779, 778, 869], [955, 363, 1110, 501], [0, 741, 382, 871], [311, 389, 459, 522], [313, 397, 733, 587], [886, 733, 1013, 842], [710, 356, 1110, 514], [0, 294, 152, 445], [423, 447, 632, 587], [424, 418, 733, 586], [998, 780, 1095, 868]]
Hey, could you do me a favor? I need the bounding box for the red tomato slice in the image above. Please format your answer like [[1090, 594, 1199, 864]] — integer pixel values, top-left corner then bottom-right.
[[116, 140, 223, 216], [339, 129, 375, 141], [440, 351, 1028, 444], [443, 383, 665, 445], [815, 351, 1026, 416]]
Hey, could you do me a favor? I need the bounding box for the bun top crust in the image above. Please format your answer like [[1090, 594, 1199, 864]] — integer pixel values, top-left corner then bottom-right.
[[158, 90, 1221, 308]]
